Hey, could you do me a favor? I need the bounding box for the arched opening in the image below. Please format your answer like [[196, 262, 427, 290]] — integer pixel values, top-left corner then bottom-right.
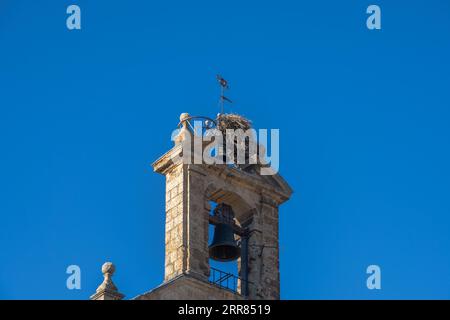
[[208, 201, 240, 291], [205, 186, 254, 295]]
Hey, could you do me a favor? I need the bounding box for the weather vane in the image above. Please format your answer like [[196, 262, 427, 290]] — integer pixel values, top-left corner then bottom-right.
[[217, 74, 232, 115]]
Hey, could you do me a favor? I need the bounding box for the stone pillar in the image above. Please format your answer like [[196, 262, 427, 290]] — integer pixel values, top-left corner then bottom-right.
[[154, 113, 211, 283], [184, 165, 210, 280], [242, 194, 280, 300], [243, 209, 264, 299], [163, 163, 186, 281], [259, 194, 281, 299], [158, 159, 210, 282]]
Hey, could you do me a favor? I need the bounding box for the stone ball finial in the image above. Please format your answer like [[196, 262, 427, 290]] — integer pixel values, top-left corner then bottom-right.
[[180, 112, 190, 123], [101, 262, 115, 276], [174, 113, 191, 145], [91, 261, 124, 300]]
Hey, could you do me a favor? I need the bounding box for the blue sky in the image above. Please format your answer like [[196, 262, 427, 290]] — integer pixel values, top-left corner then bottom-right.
[[1, 0, 449, 299]]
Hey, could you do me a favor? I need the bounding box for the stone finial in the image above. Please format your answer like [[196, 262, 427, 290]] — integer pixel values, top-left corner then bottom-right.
[[179, 112, 190, 126], [174, 112, 191, 145], [90, 262, 124, 300]]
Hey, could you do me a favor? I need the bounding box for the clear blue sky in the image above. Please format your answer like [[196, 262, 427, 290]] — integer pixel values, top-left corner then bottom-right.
[[1, 0, 449, 299]]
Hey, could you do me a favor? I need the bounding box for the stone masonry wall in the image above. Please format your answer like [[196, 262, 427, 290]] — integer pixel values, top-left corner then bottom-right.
[[164, 164, 210, 282], [164, 164, 186, 281]]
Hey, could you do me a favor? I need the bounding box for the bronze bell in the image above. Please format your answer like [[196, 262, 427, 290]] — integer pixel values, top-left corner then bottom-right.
[[209, 203, 241, 262], [209, 223, 241, 262]]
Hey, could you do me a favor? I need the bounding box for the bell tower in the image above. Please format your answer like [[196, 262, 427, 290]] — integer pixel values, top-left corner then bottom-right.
[[135, 113, 292, 300]]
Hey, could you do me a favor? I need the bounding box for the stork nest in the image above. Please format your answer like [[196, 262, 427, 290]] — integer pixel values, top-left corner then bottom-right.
[[216, 113, 252, 134], [215, 113, 257, 169]]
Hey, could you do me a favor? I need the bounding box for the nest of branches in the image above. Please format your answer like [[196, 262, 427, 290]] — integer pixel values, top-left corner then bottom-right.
[[215, 113, 257, 169], [216, 113, 252, 134]]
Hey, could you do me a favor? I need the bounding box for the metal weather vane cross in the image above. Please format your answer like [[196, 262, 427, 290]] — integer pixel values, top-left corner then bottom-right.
[[217, 74, 233, 114]]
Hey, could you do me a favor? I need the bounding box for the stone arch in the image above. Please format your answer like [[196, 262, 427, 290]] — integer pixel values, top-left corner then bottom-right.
[[204, 182, 255, 224]]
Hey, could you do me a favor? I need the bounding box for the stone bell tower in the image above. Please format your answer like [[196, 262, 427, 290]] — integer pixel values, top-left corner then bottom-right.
[[134, 113, 292, 300]]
